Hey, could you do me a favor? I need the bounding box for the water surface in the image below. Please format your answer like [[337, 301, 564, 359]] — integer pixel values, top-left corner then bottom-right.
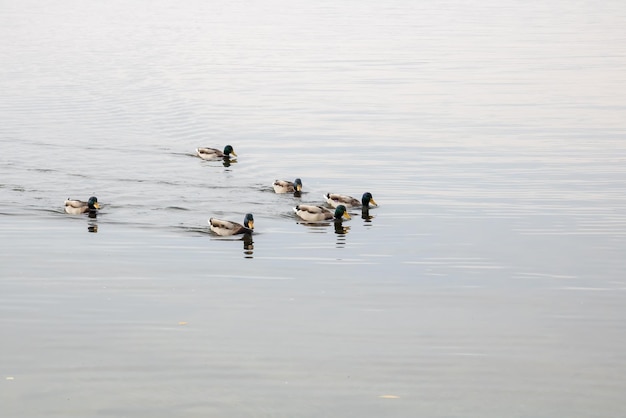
[[1, 1, 626, 417]]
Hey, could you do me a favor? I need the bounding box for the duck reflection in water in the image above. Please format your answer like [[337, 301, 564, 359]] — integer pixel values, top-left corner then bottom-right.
[[222, 156, 237, 167], [242, 234, 254, 258], [334, 218, 350, 247], [334, 218, 350, 235], [87, 206, 98, 232], [361, 206, 375, 223]]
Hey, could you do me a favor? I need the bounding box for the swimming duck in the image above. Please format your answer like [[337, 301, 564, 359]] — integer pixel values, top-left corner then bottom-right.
[[64, 196, 100, 214], [196, 145, 237, 160], [324, 192, 377, 208], [293, 204, 350, 222], [209, 213, 254, 236], [273, 178, 302, 194]]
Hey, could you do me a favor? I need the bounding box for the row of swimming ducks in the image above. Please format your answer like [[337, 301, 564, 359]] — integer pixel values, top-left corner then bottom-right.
[[64, 145, 378, 236]]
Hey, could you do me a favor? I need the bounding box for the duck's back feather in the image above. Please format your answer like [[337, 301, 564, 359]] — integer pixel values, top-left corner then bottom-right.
[[293, 205, 334, 222], [196, 147, 224, 159], [325, 193, 360, 208], [273, 180, 295, 193], [65, 199, 87, 208], [64, 199, 89, 214], [209, 218, 247, 236]]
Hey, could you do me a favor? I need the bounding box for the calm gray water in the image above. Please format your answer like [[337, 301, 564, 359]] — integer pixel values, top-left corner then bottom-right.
[[1, 1, 626, 417]]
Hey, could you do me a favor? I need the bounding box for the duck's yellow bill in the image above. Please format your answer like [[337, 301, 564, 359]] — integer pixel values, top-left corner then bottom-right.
[[343, 212, 351, 220]]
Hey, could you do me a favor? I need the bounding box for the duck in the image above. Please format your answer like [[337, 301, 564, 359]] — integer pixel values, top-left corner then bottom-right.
[[196, 145, 237, 160], [64, 196, 100, 214], [273, 178, 302, 194], [324, 192, 377, 208], [209, 213, 254, 236], [293, 204, 350, 222]]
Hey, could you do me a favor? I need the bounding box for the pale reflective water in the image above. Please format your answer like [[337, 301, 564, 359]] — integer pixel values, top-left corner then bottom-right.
[[1, 1, 626, 417]]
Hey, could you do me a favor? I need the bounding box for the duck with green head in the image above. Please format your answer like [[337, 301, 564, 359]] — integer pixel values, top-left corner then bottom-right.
[[324, 192, 377, 209], [293, 204, 350, 222], [64, 196, 100, 214], [196, 145, 237, 160], [209, 213, 254, 236], [273, 178, 302, 194]]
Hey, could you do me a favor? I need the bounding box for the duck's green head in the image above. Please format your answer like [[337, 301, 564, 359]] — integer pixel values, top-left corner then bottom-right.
[[223, 145, 237, 157], [334, 205, 351, 220], [294, 178, 303, 192], [88, 196, 100, 210], [362, 192, 377, 207], [244, 213, 254, 229]]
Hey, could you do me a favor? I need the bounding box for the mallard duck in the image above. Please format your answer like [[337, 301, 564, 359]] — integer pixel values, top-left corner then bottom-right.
[[209, 213, 254, 236], [293, 204, 350, 222], [324, 192, 377, 208], [64, 196, 100, 214], [196, 145, 237, 160], [273, 178, 302, 194]]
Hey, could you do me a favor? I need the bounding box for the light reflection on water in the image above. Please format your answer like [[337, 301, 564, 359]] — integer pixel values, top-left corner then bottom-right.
[[1, 0, 626, 417]]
